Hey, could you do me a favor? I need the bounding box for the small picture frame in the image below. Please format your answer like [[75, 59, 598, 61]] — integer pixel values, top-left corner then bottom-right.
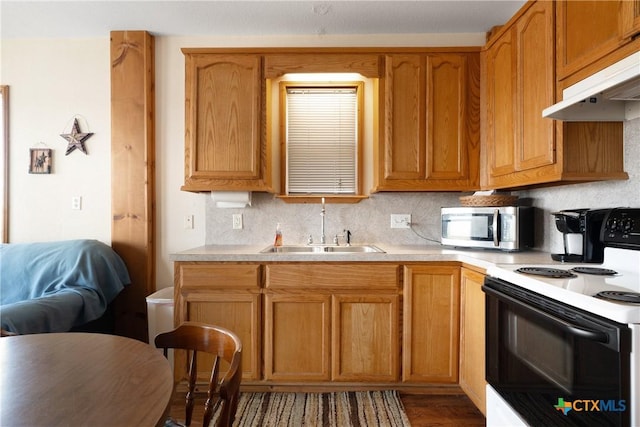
[[29, 148, 52, 174]]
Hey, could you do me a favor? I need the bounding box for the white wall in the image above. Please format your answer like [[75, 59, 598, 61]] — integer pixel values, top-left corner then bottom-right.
[[2, 39, 112, 244], [3, 34, 639, 291]]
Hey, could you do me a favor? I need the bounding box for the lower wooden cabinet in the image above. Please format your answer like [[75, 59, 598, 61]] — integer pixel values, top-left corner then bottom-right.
[[173, 260, 482, 393], [459, 267, 487, 415], [402, 265, 461, 383], [264, 293, 331, 381], [173, 263, 262, 382], [264, 263, 400, 382], [332, 294, 399, 381]]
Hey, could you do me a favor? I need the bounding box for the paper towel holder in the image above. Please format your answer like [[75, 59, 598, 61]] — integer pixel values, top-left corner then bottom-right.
[[211, 191, 252, 208]]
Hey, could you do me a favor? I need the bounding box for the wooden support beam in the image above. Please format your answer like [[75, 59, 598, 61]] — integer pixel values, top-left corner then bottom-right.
[[110, 31, 155, 341]]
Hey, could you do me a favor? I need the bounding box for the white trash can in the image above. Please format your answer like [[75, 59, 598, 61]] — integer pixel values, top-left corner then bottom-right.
[[146, 287, 174, 369]]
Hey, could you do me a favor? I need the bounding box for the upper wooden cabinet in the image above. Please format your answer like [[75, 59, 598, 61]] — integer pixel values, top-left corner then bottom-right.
[[182, 52, 272, 192], [557, 0, 640, 82], [485, 27, 516, 178], [484, 2, 555, 186], [622, 0, 640, 39], [182, 48, 484, 193], [516, 3, 555, 172], [483, 1, 628, 189], [374, 52, 480, 191]]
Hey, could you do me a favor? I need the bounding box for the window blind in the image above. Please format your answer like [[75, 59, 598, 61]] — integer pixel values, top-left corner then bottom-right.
[[285, 87, 357, 194]]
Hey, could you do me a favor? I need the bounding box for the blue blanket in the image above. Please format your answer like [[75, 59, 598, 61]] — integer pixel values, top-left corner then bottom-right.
[[0, 239, 131, 334]]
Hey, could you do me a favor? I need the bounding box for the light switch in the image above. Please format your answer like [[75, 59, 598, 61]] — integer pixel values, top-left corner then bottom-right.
[[184, 215, 194, 229]]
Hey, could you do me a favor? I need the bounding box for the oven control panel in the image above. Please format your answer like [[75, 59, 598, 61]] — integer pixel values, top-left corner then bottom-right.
[[601, 208, 640, 248]]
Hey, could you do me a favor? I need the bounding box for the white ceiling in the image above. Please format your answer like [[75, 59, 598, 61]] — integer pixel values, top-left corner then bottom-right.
[[1, 0, 526, 39]]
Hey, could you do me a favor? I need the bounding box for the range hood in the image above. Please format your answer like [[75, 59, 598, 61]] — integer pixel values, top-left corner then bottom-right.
[[542, 51, 640, 121]]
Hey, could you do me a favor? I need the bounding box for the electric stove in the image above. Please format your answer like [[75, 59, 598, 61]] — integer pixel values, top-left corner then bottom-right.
[[487, 246, 640, 324], [485, 207, 640, 427]]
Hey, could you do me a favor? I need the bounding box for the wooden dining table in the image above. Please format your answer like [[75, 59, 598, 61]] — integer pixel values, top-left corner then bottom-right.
[[0, 332, 174, 426]]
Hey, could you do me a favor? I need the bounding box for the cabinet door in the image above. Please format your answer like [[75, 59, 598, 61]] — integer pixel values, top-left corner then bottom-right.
[[180, 292, 261, 382], [621, 0, 640, 39], [402, 265, 460, 383], [486, 27, 517, 179], [183, 53, 270, 191], [382, 54, 425, 182], [264, 293, 331, 381], [516, 0, 555, 171], [332, 294, 399, 382], [174, 263, 262, 382], [377, 54, 479, 191], [426, 54, 479, 185], [557, 1, 625, 80], [459, 268, 486, 415]]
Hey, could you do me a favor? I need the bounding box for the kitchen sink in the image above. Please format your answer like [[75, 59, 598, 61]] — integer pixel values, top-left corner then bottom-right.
[[260, 244, 385, 254]]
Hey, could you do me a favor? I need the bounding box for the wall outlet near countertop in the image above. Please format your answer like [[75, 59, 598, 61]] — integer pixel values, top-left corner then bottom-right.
[[232, 213, 243, 230], [390, 214, 411, 229]]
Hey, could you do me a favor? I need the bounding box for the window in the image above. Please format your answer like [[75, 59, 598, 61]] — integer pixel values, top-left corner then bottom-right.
[[280, 82, 363, 197], [1, 86, 7, 243]]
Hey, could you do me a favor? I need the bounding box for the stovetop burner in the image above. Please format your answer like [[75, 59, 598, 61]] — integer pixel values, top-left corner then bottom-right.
[[570, 267, 618, 276], [515, 267, 577, 278], [595, 291, 640, 304]]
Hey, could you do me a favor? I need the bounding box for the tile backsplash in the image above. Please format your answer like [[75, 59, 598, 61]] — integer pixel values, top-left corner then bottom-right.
[[205, 191, 460, 248], [206, 117, 639, 253]]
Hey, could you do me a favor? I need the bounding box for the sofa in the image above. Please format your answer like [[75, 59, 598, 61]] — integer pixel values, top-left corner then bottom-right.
[[0, 239, 130, 335]]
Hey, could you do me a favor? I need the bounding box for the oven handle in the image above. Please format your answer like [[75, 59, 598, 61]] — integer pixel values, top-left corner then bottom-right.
[[483, 285, 609, 344]]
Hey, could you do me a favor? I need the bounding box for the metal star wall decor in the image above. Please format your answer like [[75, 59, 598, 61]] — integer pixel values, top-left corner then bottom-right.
[[60, 118, 93, 155]]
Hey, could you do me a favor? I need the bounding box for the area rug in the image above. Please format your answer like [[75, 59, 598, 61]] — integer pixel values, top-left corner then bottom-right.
[[226, 390, 411, 427]]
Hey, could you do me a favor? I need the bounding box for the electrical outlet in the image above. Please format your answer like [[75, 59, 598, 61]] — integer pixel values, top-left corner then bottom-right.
[[184, 215, 194, 229], [390, 214, 411, 229], [71, 196, 82, 210], [232, 213, 243, 230]]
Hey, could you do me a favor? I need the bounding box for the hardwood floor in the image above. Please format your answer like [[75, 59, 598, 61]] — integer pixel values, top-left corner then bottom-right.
[[400, 393, 485, 426], [168, 390, 486, 426]]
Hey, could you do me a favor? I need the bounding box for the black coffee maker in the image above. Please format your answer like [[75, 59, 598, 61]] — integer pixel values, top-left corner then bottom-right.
[[551, 209, 609, 263]]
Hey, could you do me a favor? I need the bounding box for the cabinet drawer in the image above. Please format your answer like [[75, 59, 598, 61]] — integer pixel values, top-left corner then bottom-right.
[[265, 264, 399, 289], [176, 263, 261, 290]]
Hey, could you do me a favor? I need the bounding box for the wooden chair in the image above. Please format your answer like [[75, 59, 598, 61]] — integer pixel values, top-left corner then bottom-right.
[[155, 322, 242, 427]]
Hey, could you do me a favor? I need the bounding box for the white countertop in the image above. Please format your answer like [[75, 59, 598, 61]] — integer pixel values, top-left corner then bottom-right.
[[170, 243, 558, 270]]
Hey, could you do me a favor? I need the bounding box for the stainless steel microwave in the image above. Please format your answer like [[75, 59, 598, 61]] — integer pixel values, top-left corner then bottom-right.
[[441, 206, 533, 251]]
